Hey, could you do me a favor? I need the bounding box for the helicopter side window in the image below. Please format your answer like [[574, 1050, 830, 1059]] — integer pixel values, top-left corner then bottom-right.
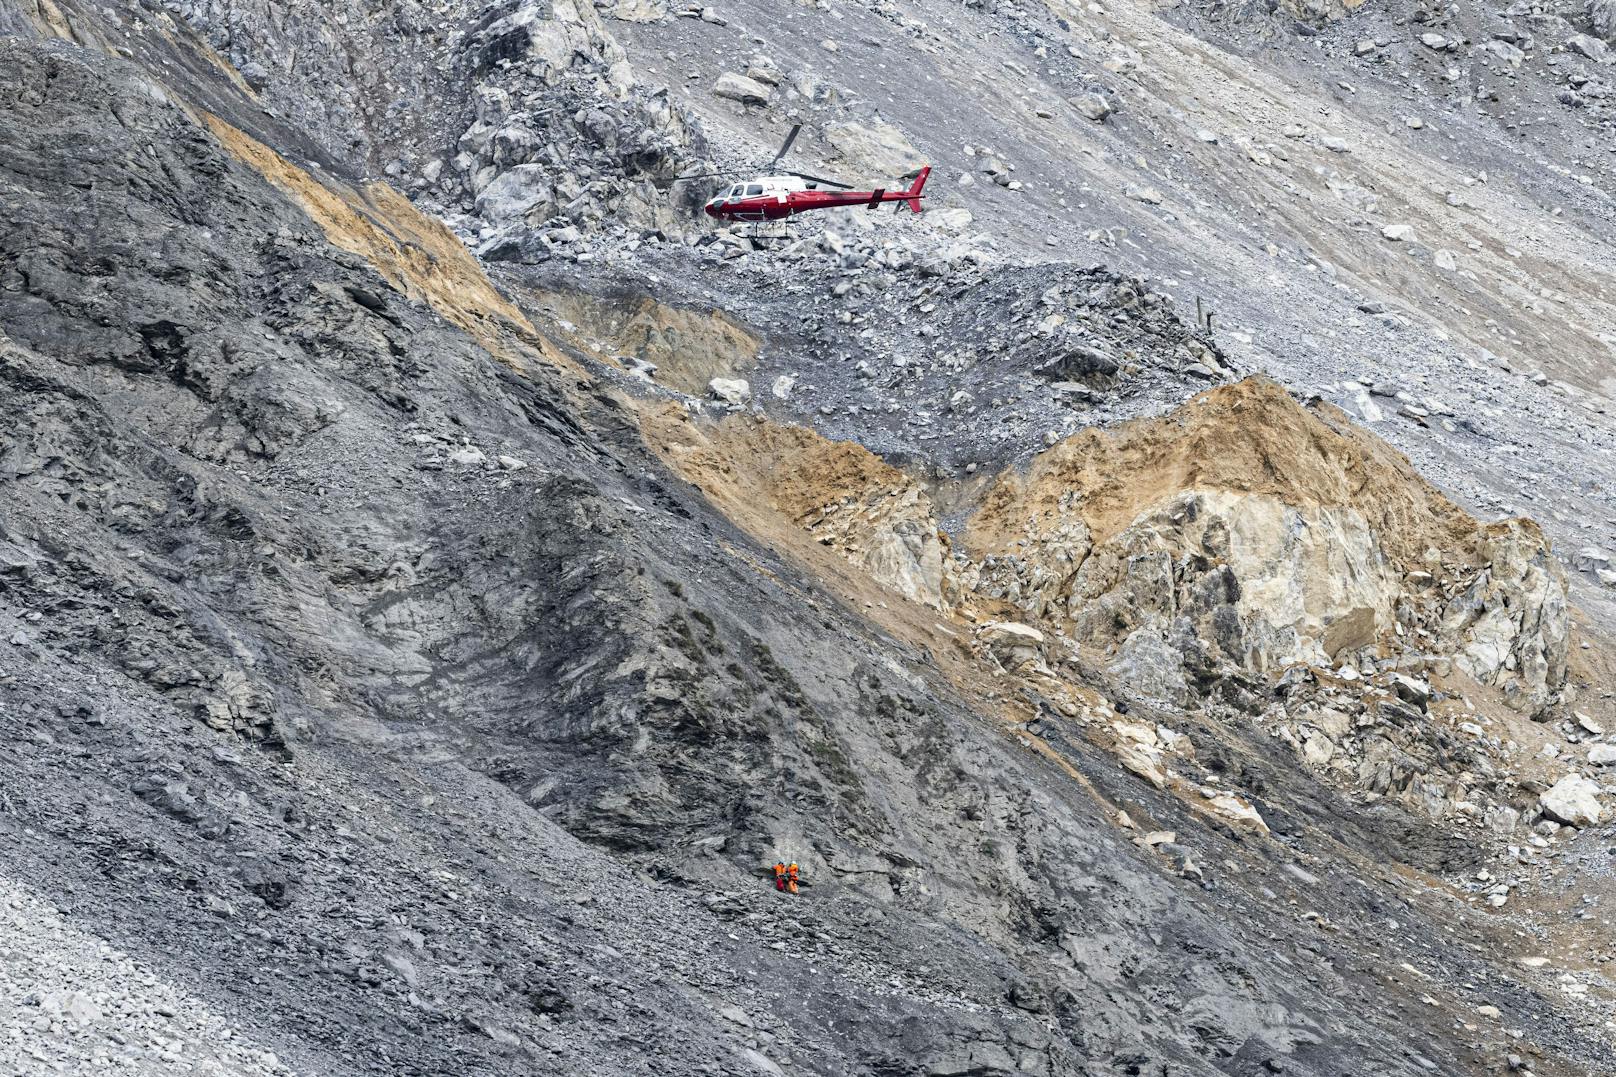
[[745, 184, 763, 196], [729, 185, 743, 197]]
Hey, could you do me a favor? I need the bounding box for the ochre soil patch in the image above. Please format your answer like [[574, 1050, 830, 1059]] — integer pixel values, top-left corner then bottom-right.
[[203, 114, 577, 378], [525, 289, 760, 396], [966, 378, 1531, 574]]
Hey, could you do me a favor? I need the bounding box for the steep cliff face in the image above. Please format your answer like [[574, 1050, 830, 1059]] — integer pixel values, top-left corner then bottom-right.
[[965, 380, 1571, 713], [2, 2, 1615, 1077]]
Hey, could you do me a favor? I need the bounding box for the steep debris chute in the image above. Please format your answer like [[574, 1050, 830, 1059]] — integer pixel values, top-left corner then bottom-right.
[[200, 113, 576, 376]]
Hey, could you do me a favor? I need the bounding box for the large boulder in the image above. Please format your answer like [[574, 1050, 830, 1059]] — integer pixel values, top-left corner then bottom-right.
[[824, 121, 925, 178], [1540, 774, 1604, 827], [473, 163, 556, 224], [712, 73, 773, 106], [1571, 546, 1611, 574], [1031, 337, 1120, 386], [1059, 490, 1402, 685], [707, 377, 751, 408], [854, 506, 957, 612], [978, 622, 1049, 674], [1438, 521, 1569, 713], [800, 483, 960, 612], [1594, 0, 1616, 41], [1567, 33, 1609, 59], [1072, 92, 1114, 122], [963, 380, 1570, 709], [610, 0, 667, 21]]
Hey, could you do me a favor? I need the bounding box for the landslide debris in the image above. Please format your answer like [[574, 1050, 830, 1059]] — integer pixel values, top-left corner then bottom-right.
[[3, 1, 1616, 1075], [967, 378, 1569, 713], [200, 113, 556, 368], [647, 374, 1592, 851], [525, 286, 761, 394]]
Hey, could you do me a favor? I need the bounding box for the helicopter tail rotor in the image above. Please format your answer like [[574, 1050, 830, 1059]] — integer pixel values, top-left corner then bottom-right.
[[898, 165, 930, 214]]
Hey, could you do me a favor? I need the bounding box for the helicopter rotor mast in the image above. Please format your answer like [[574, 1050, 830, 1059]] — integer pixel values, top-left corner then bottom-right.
[[674, 123, 855, 190]]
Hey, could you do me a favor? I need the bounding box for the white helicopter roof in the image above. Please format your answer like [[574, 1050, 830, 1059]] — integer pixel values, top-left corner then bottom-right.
[[712, 175, 808, 199]]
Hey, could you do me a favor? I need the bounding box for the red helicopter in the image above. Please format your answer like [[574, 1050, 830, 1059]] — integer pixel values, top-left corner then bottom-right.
[[681, 124, 930, 223]]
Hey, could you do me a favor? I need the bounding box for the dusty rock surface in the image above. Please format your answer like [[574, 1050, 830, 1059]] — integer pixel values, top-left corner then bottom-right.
[[1, 0, 1614, 1076]]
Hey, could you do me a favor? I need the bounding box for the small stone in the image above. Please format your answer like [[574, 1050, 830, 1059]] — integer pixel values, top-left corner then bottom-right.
[[1382, 224, 1416, 242], [1285, 863, 1320, 886], [1587, 744, 1616, 766], [1389, 673, 1431, 708], [708, 377, 751, 407], [1072, 92, 1113, 122]]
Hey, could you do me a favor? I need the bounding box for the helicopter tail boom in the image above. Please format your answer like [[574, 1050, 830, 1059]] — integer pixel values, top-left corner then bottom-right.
[[900, 166, 930, 214]]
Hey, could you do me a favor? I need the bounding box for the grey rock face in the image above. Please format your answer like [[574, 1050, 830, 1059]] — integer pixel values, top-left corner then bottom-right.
[[1594, 0, 1616, 40], [2, 1, 1615, 1076], [161, 0, 701, 238]]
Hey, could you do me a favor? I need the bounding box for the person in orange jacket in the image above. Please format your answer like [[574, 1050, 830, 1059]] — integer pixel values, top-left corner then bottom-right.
[[773, 862, 788, 891], [786, 863, 800, 894]]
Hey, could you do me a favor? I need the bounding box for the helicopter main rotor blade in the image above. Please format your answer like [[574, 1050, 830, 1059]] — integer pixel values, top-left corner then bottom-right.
[[768, 123, 802, 168], [672, 169, 746, 183], [785, 170, 854, 190]]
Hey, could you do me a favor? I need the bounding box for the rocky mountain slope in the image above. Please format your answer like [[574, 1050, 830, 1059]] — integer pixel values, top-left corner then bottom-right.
[[1, 1, 1614, 1076]]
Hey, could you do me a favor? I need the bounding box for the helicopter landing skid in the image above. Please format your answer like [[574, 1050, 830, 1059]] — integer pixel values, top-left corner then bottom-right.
[[741, 221, 792, 244]]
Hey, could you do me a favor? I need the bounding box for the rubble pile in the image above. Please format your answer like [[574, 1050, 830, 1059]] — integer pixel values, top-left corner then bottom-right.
[[2, 0, 1615, 1073]]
